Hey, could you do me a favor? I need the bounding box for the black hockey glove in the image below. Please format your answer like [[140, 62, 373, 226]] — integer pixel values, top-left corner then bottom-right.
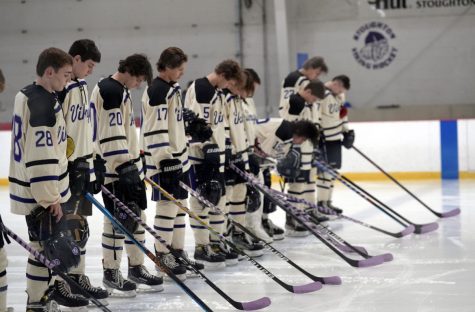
[[196, 144, 221, 184], [159, 158, 183, 197], [183, 108, 212, 142], [248, 154, 260, 176], [224, 141, 232, 167], [68, 157, 90, 196], [117, 161, 147, 210], [342, 130, 355, 149], [277, 147, 301, 179], [197, 179, 223, 206], [231, 154, 247, 184], [92, 155, 106, 194]]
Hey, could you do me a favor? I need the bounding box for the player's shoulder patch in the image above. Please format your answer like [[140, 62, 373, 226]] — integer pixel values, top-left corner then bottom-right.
[[194, 78, 216, 104], [275, 120, 293, 142], [283, 70, 305, 88], [147, 77, 170, 107], [22, 84, 57, 127], [98, 77, 124, 110]]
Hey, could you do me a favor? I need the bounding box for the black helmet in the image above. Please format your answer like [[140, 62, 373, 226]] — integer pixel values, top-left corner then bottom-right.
[[58, 213, 90, 248], [43, 231, 81, 272], [246, 185, 261, 213], [197, 180, 222, 206]]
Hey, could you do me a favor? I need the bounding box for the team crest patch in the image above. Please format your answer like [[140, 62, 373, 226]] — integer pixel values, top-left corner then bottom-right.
[[352, 22, 397, 70]]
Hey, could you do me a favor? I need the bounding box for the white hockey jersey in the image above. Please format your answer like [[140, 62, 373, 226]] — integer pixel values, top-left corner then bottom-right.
[[141, 77, 190, 177], [57, 78, 95, 181], [254, 119, 293, 160], [279, 70, 310, 118], [318, 88, 348, 142], [9, 83, 70, 214], [224, 90, 249, 168], [184, 77, 227, 173], [90, 76, 143, 184]]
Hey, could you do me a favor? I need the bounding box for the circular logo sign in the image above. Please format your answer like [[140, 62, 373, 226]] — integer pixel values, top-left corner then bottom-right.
[[352, 22, 398, 70]]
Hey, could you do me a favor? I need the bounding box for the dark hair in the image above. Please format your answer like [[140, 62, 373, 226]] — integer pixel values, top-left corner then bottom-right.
[[304, 80, 325, 99], [302, 56, 328, 73], [245, 68, 261, 85], [332, 75, 351, 90], [242, 70, 255, 95], [68, 39, 101, 63], [36, 47, 73, 76], [291, 120, 319, 145], [215, 59, 242, 83], [118, 53, 153, 85], [157, 47, 188, 72], [0, 68, 4, 85]]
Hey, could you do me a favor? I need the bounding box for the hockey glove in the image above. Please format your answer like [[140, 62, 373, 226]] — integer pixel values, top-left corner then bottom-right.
[[92, 155, 106, 194], [277, 147, 301, 179], [68, 157, 90, 196], [342, 130, 355, 149], [117, 161, 147, 210], [159, 158, 183, 197]]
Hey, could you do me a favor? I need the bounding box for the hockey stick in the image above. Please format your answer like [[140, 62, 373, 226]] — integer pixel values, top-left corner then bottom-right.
[[352, 146, 460, 218], [180, 181, 342, 285], [314, 158, 439, 234], [271, 188, 415, 238], [145, 177, 322, 294], [0, 224, 112, 312], [84, 193, 213, 312], [230, 164, 389, 268], [101, 186, 271, 311]]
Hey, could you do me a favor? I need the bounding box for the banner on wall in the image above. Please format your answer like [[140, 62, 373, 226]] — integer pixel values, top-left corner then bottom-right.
[[368, 0, 474, 10]]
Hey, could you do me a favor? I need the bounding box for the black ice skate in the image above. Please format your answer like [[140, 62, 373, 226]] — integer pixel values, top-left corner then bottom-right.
[[231, 231, 264, 258], [128, 264, 164, 293], [285, 214, 310, 237], [306, 206, 330, 224], [50, 280, 89, 311], [194, 244, 226, 269], [326, 200, 343, 214], [211, 241, 239, 266], [67, 274, 109, 306], [26, 286, 61, 312], [156, 252, 187, 281], [103, 268, 136, 298], [262, 218, 285, 241]]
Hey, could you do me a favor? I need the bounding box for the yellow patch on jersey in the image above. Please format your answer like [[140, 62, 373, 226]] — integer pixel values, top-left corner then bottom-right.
[[66, 135, 75, 159]]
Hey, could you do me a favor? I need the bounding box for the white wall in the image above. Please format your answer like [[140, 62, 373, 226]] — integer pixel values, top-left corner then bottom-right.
[[1, 119, 474, 179]]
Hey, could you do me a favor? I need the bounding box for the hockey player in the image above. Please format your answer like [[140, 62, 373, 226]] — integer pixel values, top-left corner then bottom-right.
[[223, 77, 264, 257], [279, 56, 328, 118], [9, 47, 73, 311], [54, 39, 109, 305], [280, 80, 327, 236], [255, 119, 319, 171], [316, 75, 352, 215], [184, 60, 242, 268], [239, 69, 275, 243], [141, 47, 204, 280], [90, 54, 163, 297]]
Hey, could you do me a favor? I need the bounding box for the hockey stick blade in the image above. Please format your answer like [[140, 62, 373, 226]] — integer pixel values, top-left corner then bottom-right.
[[399, 225, 416, 237], [354, 255, 385, 268], [437, 208, 461, 218], [292, 282, 323, 294], [237, 297, 272, 311], [320, 276, 342, 285], [414, 222, 439, 234]]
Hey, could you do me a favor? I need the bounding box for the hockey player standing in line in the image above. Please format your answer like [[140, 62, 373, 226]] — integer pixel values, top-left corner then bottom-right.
[[316, 75, 353, 216], [141, 47, 204, 281], [184, 60, 242, 268], [243, 68, 284, 243], [279, 56, 328, 118], [90, 54, 163, 297], [0, 68, 13, 312], [55, 39, 109, 305], [280, 80, 326, 236], [223, 77, 264, 257], [9, 48, 73, 311]]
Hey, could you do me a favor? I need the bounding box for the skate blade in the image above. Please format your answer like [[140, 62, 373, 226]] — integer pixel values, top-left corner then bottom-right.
[[136, 283, 164, 293], [272, 234, 285, 240], [285, 231, 310, 237], [195, 260, 226, 270], [163, 272, 187, 281], [225, 258, 239, 266], [104, 286, 136, 298], [58, 306, 88, 312], [88, 298, 109, 307], [244, 250, 264, 258]]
